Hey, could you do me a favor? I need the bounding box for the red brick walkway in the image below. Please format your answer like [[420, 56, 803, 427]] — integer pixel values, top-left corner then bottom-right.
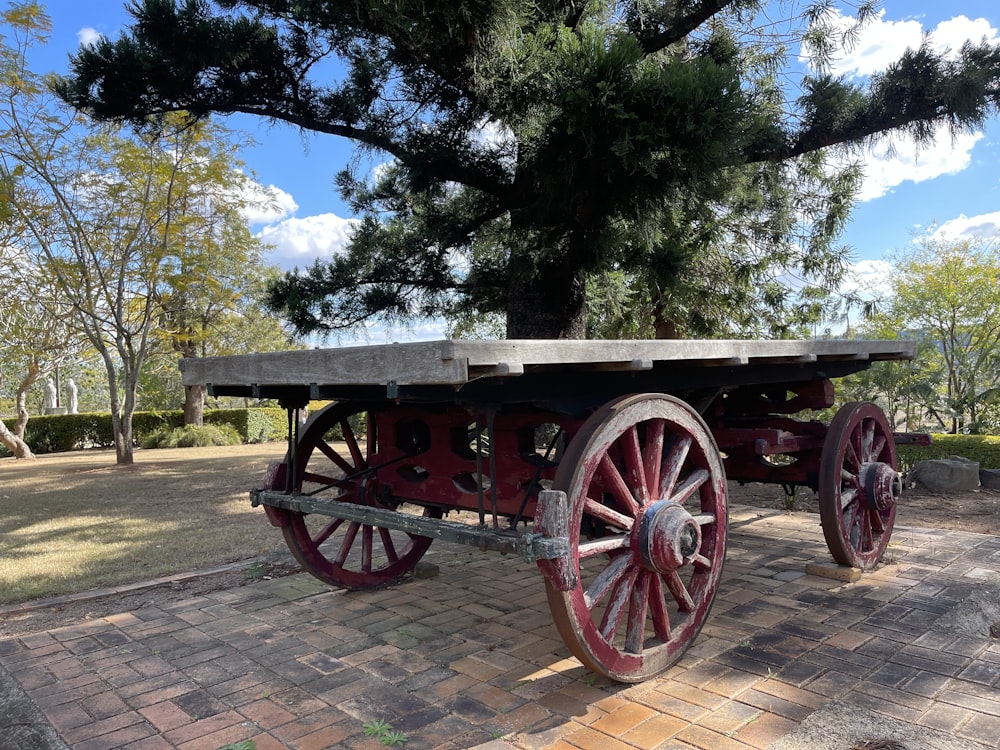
[[1, 506, 998, 749]]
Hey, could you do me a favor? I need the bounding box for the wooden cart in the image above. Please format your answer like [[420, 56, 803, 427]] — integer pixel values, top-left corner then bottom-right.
[[181, 338, 921, 682]]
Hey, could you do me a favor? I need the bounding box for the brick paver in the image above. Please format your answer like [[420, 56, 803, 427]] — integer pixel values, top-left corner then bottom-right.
[[2, 505, 999, 749]]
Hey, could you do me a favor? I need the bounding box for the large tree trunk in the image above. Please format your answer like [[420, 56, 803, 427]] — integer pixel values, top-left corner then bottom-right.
[[505, 251, 587, 339], [0, 418, 34, 459]]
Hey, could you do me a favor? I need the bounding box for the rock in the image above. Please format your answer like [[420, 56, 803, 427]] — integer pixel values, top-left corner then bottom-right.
[[907, 456, 980, 492], [979, 468, 1000, 491]]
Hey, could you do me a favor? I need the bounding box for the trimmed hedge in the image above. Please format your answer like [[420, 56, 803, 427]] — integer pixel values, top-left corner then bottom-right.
[[896, 434, 1000, 470], [1, 407, 287, 455]]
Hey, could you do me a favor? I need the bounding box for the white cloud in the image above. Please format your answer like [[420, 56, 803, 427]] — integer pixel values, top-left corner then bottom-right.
[[257, 213, 359, 269], [76, 27, 102, 47], [804, 13, 996, 202], [849, 124, 984, 202], [842, 259, 894, 298], [241, 181, 298, 225], [815, 11, 999, 78], [928, 211, 1000, 241]]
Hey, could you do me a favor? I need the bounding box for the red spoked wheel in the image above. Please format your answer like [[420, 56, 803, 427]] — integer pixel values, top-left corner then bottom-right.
[[267, 402, 440, 589], [819, 401, 900, 570], [537, 394, 728, 682]]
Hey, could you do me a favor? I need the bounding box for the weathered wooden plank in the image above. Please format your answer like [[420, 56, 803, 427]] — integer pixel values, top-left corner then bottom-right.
[[249, 488, 570, 562], [181, 338, 916, 388], [181, 341, 469, 387]]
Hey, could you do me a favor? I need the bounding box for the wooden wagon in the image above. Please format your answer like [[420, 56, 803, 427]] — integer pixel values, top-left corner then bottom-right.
[[181, 338, 922, 682]]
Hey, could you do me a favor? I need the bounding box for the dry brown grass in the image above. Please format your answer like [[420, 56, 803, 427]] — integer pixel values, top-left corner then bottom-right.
[[0, 442, 290, 604]]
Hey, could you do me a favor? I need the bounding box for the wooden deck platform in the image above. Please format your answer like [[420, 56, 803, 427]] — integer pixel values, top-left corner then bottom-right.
[[180, 338, 916, 390]]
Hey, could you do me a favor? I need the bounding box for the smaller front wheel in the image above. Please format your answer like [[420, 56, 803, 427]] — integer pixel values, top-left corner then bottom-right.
[[819, 402, 900, 570], [268, 402, 440, 589]]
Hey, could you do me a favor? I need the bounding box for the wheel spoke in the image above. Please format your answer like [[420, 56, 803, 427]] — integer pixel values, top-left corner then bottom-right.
[[663, 570, 696, 611], [625, 572, 651, 654], [335, 521, 361, 566], [658, 434, 692, 499], [841, 502, 859, 541], [648, 573, 672, 642], [598, 454, 641, 518], [313, 517, 344, 547], [583, 553, 632, 609], [643, 419, 666, 502], [600, 565, 640, 642], [844, 437, 860, 473], [316, 439, 355, 475], [690, 512, 716, 526], [579, 536, 630, 558], [840, 487, 857, 510], [342, 419, 365, 469], [871, 433, 887, 463], [869, 505, 885, 535], [584, 496, 635, 531], [668, 468, 709, 506], [692, 554, 712, 571], [861, 420, 874, 462], [361, 525, 373, 572], [623, 426, 649, 505], [378, 526, 400, 564], [303, 471, 352, 489]]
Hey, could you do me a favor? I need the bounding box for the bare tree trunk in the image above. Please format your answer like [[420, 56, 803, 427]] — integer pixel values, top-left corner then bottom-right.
[[0, 418, 34, 459], [14, 362, 43, 438], [183, 383, 205, 426]]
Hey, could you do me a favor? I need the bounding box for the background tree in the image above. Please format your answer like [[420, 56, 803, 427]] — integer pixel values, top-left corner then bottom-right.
[[149, 126, 287, 425], [58, 0, 1000, 340], [0, 220, 82, 459], [149, 268, 301, 413], [837, 236, 1000, 434], [0, 5, 284, 463], [887, 238, 1000, 433]]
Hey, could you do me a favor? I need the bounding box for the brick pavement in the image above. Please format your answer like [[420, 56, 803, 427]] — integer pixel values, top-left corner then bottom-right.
[[1, 506, 998, 750]]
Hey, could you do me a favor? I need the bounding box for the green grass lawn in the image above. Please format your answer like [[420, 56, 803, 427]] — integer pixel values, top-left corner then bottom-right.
[[0, 442, 290, 604]]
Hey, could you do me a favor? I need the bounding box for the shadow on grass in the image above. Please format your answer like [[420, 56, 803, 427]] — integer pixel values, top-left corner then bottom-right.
[[0, 444, 289, 603]]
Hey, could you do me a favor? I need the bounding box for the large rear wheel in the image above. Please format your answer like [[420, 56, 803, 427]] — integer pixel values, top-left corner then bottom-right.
[[538, 394, 727, 682]]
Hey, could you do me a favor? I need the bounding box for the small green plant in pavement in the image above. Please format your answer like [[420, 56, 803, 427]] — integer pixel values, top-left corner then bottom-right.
[[363, 719, 408, 746]]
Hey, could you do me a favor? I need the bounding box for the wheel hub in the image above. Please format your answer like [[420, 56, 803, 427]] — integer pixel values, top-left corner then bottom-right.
[[636, 500, 702, 573], [860, 462, 901, 511]]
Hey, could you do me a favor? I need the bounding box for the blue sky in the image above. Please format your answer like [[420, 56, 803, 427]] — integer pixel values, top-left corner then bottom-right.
[[18, 1, 1000, 336]]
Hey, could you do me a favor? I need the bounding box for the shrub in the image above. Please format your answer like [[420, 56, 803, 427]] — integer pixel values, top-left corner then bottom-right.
[[2, 407, 286, 455], [896, 434, 1000, 470], [205, 408, 286, 443], [141, 423, 242, 449]]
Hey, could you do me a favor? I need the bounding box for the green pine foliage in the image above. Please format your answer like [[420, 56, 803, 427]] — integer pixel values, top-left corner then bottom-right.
[[55, 1, 1000, 338]]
